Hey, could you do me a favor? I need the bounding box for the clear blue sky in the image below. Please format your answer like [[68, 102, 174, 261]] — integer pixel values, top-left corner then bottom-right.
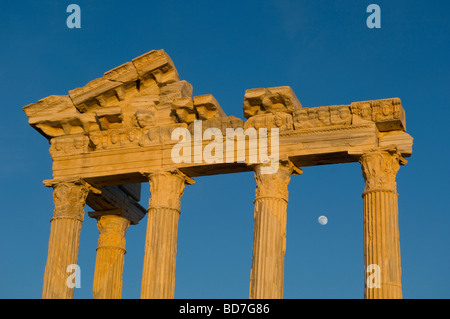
[[0, 0, 449, 299]]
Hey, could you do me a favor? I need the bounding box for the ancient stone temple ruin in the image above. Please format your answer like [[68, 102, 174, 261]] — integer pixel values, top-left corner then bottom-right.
[[23, 49, 413, 299]]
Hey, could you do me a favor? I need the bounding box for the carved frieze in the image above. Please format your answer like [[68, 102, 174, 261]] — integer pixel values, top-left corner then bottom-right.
[[87, 125, 188, 151], [244, 112, 293, 132], [292, 98, 405, 131], [187, 116, 245, 135], [50, 135, 90, 156], [330, 105, 352, 126], [135, 109, 156, 128], [294, 105, 352, 129], [351, 98, 405, 131]]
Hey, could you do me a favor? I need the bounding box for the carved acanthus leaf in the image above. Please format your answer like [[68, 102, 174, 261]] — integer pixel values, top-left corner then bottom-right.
[[254, 164, 293, 202], [360, 148, 405, 192], [52, 181, 91, 220], [97, 215, 130, 250], [145, 170, 194, 210]]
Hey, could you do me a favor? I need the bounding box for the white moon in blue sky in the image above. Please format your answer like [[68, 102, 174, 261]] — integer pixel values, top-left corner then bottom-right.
[[318, 215, 328, 225]]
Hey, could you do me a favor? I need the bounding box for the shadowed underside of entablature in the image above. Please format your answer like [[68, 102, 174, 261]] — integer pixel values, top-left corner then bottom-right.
[[23, 49, 413, 188]]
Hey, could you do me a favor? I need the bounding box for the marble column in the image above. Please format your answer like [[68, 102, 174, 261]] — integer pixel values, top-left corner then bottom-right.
[[249, 163, 294, 299], [360, 148, 406, 299], [141, 170, 194, 299], [42, 179, 90, 299], [92, 214, 130, 299]]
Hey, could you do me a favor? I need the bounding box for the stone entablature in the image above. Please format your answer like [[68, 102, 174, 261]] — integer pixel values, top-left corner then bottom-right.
[[23, 50, 412, 184]]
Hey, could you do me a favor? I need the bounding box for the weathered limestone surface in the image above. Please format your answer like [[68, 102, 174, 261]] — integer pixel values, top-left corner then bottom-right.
[[23, 49, 413, 299], [41, 180, 143, 299], [360, 148, 405, 299], [140, 170, 194, 299], [93, 214, 130, 299], [42, 179, 91, 299], [22, 50, 412, 184], [249, 162, 301, 299]]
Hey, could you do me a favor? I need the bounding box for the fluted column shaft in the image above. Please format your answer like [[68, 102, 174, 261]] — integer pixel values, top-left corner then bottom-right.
[[42, 180, 90, 299], [93, 214, 130, 299], [249, 164, 293, 299], [360, 148, 405, 299], [141, 170, 191, 299]]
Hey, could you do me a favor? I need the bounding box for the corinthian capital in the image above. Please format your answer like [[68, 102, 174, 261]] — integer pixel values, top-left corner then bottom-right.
[[254, 163, 294, 202], [143, 170, 194, 210], [360, 148, 406, 193], [44, 178, 98, 221], [97, 215, 130, 251], [52, 181, 90, 221]]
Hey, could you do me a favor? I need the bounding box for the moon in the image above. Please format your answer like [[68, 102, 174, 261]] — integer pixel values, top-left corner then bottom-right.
[[318, 215, 328, 225]]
